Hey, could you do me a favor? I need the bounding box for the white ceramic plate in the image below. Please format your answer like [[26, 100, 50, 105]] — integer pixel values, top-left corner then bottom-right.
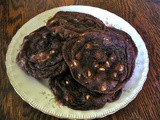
[[6, 5, 149, 119]]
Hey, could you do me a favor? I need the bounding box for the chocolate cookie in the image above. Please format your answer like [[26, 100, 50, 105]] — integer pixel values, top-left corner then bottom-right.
[[63, 28, 138, 94], [46, 11, 105, 39], [50, 72, 122, 110], [16, 26, 68, 79]]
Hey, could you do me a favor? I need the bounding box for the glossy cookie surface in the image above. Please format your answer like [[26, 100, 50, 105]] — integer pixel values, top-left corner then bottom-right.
[[47, 11, 105, 39], [50, 72, 122, 110], [16, 26, 68, 79], [63, 28, 138, 94]]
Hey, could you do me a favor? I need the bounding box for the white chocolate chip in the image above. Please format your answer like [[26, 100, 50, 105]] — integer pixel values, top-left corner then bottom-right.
[[105, 61, 110, 67], [110, 56, 114, 60], [103, 37, 109, 41], [94, 63, 99, 68], [99, 67, 105, 71], [119, 65, 124, 72], [101, 83, 107, 91], [50, 50, 55, 54], [65, 80, 69, 84], [113, 72, 117, 78], [70, 60, 78, 68], [87, 70, 92, 77], [70, 63, 74, 67], [85, 43, 92, 49], [73, 60, 78, 66], [77, 40, 81, 43], [65, 96, 69, 101], [81, 33, 85, 36], [85, 94, 90, 100], [78, 74, 81, 79], [85, 81, 89, 84]]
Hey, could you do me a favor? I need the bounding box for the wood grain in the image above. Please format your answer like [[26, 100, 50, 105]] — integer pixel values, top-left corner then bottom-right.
[[0, 0, 160, 120]]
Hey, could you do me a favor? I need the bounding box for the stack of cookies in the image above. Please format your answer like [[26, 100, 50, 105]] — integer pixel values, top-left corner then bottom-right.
[[16, 11, 138, 110]]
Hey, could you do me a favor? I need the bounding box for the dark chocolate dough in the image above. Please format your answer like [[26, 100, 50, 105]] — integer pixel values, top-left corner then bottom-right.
[[47, 11, 105, 39], [63, 28, 137, 94], [50, 72, 122, 110], [16, 26, 68, 79]]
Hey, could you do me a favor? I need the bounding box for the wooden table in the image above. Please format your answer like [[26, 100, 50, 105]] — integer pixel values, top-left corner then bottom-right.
[[0, 0, 160, 120]]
